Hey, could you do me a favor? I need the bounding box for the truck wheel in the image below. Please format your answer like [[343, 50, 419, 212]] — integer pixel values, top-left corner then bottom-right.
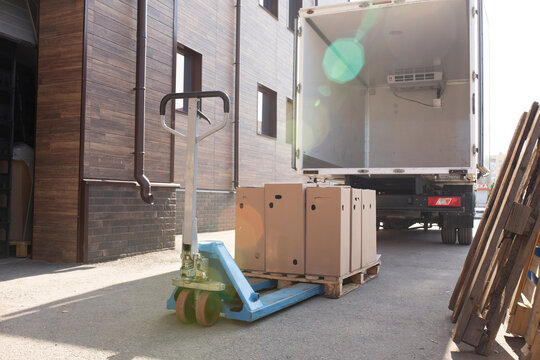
[[441, 227, 457, 244], [458, 227, 473, 245]]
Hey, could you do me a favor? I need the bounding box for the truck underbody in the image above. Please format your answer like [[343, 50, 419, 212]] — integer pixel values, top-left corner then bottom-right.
[[345, 175, 475, 245]]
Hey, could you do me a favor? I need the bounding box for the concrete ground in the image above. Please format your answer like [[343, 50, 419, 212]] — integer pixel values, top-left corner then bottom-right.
[[0, 228, 524, 360]]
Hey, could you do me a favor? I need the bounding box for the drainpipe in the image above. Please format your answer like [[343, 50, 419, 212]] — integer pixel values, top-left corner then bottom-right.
[[135, 0, 154, 204], [233, 0, 241, 188]]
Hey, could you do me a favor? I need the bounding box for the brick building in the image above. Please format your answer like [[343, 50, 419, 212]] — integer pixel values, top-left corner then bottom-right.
[[0, 0, 326, 262]]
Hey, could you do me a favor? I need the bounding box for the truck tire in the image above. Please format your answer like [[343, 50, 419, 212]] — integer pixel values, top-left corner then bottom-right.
[[441, 227, 457, 244], [458, 227, 473, 245]]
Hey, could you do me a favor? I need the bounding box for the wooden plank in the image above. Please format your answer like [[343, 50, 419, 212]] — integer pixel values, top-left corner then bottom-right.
[[244, 259, 380, 299], [462, 315, 486, 347], [530, 328, 540, 359], [508, 301, 532, 336], [521, 328, 540, 360], [474, 149, 540, 353], [508, 230, 540, 331], [243, 259, 381, 285], [453, 104, 540, 342], [526, 248, 540, 345], [478, 236, 513, 313], [505, 202, 533, 235], [477, 216, 540, 354], [451, 105, 537, 318], [449, 111, 528, 312]]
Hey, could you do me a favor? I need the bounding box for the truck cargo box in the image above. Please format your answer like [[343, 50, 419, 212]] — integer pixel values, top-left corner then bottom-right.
[[295, 0, 479, 177]]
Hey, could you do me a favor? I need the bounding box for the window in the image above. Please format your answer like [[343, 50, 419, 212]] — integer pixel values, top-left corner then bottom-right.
[[176, 44, 202, 112], [257, 84, 277, 138], [286, 98, 293, 144], [259, 0, 278, 18], [288, 0, 302, 30]]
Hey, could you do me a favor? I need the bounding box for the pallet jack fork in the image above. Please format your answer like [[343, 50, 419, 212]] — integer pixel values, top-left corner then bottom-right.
[[159, 91, 323, 326]]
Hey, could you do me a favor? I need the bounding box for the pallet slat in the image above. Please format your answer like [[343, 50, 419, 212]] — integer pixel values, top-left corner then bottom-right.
[[243, 257, 381, 299], [448, 102, 540, 356]]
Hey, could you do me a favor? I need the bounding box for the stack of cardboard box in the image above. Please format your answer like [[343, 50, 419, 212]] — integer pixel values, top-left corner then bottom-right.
[[235, 183, 377, 277]]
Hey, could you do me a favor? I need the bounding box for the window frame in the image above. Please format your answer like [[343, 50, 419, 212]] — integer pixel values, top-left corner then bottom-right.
[[257, 84, 277, 139], [175, 43, 202, 113], [259, 0, 278, 19]]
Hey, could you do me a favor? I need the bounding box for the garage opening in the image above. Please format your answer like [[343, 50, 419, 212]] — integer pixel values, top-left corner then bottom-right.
[[0, 0, 38, 258]]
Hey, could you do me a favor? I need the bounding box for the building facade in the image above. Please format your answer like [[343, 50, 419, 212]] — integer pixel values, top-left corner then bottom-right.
[[1, 0, 323, 262]]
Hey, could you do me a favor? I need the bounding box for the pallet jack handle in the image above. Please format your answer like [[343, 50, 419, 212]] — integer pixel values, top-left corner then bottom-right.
[[159, 90, 231, 142], [158, 90, 230, 260]]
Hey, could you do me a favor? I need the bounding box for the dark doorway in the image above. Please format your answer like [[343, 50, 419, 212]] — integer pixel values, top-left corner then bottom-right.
[[0, 0, 39, 258]]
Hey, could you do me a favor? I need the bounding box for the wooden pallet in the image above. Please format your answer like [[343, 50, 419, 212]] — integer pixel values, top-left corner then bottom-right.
[[243, 256, 381, 299], [506, 235, 540, 360], [9, 241, 30, 258], [448, 102, 540, 355], [508, 236, 540, 337]]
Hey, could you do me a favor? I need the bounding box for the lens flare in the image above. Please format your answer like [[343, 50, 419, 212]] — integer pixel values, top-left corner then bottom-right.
[[322, 39, 365, 84], [302, 104, 330, 152], [355, 7, 382, 41], [317, 85, 331, 97], [314, 99, 321, 107]]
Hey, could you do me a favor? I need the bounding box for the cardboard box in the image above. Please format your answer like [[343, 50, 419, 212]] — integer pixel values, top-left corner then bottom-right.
[[361, 189, 377, 267], [306, 186, 351, 277], [235, 187, 265, 271], [350, 188, 362, 272], [265, 183, 307, 274]]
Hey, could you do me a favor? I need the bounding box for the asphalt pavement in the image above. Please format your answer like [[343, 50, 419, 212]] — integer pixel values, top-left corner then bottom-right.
[[0, 228, 523, 359]]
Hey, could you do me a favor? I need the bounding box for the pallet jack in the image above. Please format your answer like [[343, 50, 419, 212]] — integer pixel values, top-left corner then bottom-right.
[[159, 91, 324, 326]]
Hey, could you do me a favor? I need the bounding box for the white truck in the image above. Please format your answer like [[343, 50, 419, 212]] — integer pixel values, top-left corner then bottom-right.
[[293, 0, 488, 244]]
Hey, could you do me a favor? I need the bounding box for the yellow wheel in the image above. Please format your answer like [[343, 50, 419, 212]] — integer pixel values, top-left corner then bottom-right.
[[175, 289, 196, 324]]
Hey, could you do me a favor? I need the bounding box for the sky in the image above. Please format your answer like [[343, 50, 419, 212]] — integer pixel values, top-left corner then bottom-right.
[[484, 0, 540, 155]]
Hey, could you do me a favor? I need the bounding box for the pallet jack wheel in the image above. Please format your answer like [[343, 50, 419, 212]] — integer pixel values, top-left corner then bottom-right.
[[195, 291, 221, 327], [176, 289, 196, 323]]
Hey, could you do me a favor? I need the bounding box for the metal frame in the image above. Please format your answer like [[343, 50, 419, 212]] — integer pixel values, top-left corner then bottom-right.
[[160, 91, 323, 323], [159, 91, 230, 256], [166, 241, 324, 322]]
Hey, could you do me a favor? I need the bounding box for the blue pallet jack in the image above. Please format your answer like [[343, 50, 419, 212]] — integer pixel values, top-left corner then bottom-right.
[[159, 91, 324, 326]]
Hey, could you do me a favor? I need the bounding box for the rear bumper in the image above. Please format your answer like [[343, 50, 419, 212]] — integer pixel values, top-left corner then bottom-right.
[[377, 194, 466, 214], [377, 193, 474, 228]]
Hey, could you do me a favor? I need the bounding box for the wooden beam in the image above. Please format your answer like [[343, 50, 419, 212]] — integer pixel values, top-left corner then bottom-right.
[[505, 202, 533, 235], [449, 111, 528, 313], [453, 104, 540, 343]]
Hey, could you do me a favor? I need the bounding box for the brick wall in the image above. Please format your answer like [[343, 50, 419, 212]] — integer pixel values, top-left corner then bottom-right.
[[176, 190, 235, 233], [86, 185, 234, 262], [87, 184, 176, 262]]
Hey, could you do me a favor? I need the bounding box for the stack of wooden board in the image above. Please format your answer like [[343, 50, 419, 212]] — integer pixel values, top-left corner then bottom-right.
[[235, 183, 380, 298], [506, 232, 540, 359], [449, 102, 540, 355]]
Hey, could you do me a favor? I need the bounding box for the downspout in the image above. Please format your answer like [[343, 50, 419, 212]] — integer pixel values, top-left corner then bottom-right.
[[233, 0, 241, 189], [135, 0, 154, 204]]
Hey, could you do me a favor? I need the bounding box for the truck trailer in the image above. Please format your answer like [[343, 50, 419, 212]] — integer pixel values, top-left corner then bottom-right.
[[293, 0, 488, 244]]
